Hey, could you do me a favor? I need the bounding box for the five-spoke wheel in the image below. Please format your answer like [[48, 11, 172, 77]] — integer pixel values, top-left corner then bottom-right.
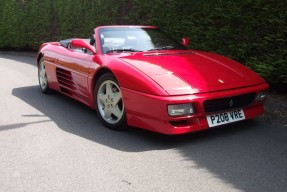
[[95, 73, 126, 129]]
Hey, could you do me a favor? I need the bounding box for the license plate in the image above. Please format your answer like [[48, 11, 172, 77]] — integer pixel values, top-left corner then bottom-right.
[[207, 109, 245, 127]]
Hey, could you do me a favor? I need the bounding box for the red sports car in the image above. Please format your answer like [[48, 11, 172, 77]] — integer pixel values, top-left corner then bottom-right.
[[37, 25, 269, 135]]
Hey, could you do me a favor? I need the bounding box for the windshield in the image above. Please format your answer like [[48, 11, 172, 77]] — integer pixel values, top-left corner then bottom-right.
[[99, 27, 187, 54]]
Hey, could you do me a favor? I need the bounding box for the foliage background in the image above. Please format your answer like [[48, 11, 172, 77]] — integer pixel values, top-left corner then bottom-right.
[[0, 0, 286, 92]]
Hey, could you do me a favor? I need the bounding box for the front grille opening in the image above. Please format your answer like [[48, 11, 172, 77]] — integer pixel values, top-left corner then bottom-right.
[[203, 93, 256, 113]]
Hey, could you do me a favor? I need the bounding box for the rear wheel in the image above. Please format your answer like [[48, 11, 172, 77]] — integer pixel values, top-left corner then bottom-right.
[[95, 73, 127, 130], [38, 58, 50, 94]]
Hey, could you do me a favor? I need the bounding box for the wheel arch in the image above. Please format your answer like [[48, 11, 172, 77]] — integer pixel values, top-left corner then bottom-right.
[[37, 52, 44, 67], [90, 67, 118, 108], [91, 61, 168, 97], [89, 58, 169, 108], [94, 67, 116, 83]]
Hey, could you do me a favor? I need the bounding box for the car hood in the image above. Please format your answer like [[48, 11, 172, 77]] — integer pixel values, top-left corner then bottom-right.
[[118, 50, 266, 95]]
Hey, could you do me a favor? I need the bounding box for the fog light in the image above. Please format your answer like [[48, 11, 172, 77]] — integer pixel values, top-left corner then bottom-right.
[[256, 92, 267, 101], [168, 103, 194, 116]]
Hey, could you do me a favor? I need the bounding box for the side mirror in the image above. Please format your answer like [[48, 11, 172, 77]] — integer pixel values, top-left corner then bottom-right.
[[70, 39, 96, 54], [182, 37, 190, 47]]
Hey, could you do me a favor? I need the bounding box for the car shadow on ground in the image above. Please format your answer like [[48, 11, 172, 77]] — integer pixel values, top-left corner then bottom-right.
[[10, 85, 256, 152], [11, 85, 287, 191]]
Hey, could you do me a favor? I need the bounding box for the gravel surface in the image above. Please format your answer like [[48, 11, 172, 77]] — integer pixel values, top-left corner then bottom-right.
[[263, 94, 287, 126]]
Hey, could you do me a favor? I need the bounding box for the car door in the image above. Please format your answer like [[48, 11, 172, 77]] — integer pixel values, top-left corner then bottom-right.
[[56, 46, 93, 105]]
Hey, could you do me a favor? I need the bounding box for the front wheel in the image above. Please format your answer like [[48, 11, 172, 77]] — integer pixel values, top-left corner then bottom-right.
[[94, 73, 127, 130]]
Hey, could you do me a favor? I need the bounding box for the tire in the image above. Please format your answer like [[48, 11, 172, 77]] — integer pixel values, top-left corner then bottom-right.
[[38, 58, 50, 94], [94, 73, 127, 130]]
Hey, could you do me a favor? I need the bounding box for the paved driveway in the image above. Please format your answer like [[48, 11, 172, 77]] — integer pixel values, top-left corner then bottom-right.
[[0, 53, 286, 192]]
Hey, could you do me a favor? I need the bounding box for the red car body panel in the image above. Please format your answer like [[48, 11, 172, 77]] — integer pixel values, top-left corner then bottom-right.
[[37, 25, 269, 135]]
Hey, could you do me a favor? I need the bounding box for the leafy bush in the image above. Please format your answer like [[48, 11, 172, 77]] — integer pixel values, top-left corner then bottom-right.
[[0, 0, 286, 92]]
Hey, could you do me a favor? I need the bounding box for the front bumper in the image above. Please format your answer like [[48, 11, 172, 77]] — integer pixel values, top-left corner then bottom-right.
[[122, 83, 269, 135]]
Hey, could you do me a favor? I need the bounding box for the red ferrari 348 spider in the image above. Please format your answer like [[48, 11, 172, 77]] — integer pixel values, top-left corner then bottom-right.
[[37, 25, 269, 134]]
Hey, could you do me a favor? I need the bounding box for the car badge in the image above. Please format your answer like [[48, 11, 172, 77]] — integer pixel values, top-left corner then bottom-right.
[[218, 79, 224, 83], [229, 99, 234, 108]]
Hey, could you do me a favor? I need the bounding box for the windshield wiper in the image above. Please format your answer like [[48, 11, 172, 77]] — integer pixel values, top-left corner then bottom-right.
[[106, 48, 142, 54], [148, 46, 176, 51]]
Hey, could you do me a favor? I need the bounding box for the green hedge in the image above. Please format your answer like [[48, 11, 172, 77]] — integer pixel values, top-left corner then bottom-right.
[[0, 0, 286, 92]]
